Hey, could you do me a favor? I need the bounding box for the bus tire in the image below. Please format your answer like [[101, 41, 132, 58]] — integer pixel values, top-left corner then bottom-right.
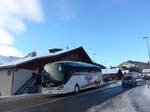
[[97, 82, 101, 88], [74, 84, 80, 93], [96, 81, 100, 88]]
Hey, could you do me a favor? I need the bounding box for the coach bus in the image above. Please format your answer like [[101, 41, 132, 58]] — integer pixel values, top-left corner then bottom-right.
[[40, 61, 103, 94]]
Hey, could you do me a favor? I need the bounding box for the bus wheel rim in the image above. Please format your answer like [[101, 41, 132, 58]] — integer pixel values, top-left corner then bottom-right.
[[75, 86, 79, 93]]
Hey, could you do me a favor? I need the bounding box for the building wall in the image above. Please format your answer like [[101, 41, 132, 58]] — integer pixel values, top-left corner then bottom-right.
[[12, 69, 34, 94], [0, 69, 13, 96]]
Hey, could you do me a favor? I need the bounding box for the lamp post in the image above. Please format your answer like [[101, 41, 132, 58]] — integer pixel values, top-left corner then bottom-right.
[[143, 37, 150, 60]]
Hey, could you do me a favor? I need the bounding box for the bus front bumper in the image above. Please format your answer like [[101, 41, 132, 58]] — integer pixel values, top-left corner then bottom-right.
[[42, 88, 64, 94]]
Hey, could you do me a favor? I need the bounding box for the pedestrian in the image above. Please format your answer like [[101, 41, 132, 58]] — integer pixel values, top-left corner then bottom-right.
[[147, 80, 150, 88]]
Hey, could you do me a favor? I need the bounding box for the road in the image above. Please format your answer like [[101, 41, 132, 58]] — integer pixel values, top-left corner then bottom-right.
[[0, 83, 131, 112]]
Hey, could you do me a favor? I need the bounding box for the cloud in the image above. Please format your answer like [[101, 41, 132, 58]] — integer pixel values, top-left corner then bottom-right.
[[0, 0, 44, 57], [0, 29, 14, 45], [0, 0, 44, 32], [0, 45, 23, 57]]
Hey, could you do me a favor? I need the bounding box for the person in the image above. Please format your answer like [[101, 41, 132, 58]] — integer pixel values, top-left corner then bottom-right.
[[146, 77, 150, 88], [144, 75, 150, 88]]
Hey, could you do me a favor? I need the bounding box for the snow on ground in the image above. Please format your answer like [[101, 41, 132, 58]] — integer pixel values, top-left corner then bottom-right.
[[143, 85, 150, 99], [87, 89, 136, 112], [0, 93, 46, 100], [87, 85, 150, 112], [0, 94, 30, 99]]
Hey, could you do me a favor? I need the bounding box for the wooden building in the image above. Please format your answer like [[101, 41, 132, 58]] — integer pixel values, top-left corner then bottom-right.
[[0, 46, 95, 96], [102, 68, 123, 81]]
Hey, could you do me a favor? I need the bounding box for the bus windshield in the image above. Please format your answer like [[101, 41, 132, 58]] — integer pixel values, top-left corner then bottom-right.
[[42, 63, 63, 85]]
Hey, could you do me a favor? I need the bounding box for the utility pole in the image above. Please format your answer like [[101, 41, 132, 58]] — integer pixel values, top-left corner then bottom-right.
[[143, 37, 150, 60]]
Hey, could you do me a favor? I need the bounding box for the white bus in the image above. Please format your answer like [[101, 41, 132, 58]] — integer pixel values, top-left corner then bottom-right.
[[41, 61, 103, 94]]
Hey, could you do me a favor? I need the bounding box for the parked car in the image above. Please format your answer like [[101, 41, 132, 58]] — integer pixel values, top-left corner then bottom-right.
[[122, 76, 137, 88]]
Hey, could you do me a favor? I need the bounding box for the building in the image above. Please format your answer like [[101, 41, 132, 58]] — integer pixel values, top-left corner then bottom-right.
[[142, 69, 150, 77], [102, 68, 123, 81], [0, 46, 99, 96]]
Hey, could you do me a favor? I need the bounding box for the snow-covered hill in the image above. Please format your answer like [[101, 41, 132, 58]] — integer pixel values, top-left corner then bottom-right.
[[0, 55, 20, 65]]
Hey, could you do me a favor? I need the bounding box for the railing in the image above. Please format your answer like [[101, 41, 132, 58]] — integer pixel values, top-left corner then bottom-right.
[[14, 76, 36, 95]]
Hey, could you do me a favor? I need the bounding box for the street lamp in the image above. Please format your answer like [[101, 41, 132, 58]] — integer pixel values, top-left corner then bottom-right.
[[143, 37, 150, 60]]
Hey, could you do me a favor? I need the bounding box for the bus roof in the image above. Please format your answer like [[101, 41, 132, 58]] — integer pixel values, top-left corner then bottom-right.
[[48, 61, 101, 71]]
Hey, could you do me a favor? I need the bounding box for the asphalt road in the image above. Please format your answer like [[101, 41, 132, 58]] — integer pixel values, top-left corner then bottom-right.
[[0, 85, 131, 112]]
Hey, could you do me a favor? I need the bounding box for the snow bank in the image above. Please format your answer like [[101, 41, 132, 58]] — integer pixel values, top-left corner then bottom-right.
[[87, 85, 150, 112], [87, 90, 136, 112], [143, 85, 150, 99]]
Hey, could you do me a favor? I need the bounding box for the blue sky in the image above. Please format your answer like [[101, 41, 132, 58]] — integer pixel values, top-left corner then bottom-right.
[[1, 0, 150, 67]]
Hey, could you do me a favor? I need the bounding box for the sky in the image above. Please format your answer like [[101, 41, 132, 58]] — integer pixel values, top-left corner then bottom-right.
[[0, 0, 150, 67]]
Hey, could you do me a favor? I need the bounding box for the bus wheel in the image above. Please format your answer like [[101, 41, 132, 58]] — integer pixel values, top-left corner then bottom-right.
[[74, 85, 80, 93], [97, 82, 100, 88], [95, 82, 100, 88]]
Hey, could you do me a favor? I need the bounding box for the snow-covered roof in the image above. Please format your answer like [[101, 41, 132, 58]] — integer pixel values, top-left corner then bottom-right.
[[0, 56, 20, 65], [0, 56, 36, 69], [102, 68, 121, 74], [36, 46, 84, 59], [143, 69, 150, 73], [0, 46, 89, 69]]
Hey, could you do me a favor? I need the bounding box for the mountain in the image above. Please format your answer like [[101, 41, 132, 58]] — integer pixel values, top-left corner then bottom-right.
[[0, 55, 20, 65], [118, 60, 150, 72]]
